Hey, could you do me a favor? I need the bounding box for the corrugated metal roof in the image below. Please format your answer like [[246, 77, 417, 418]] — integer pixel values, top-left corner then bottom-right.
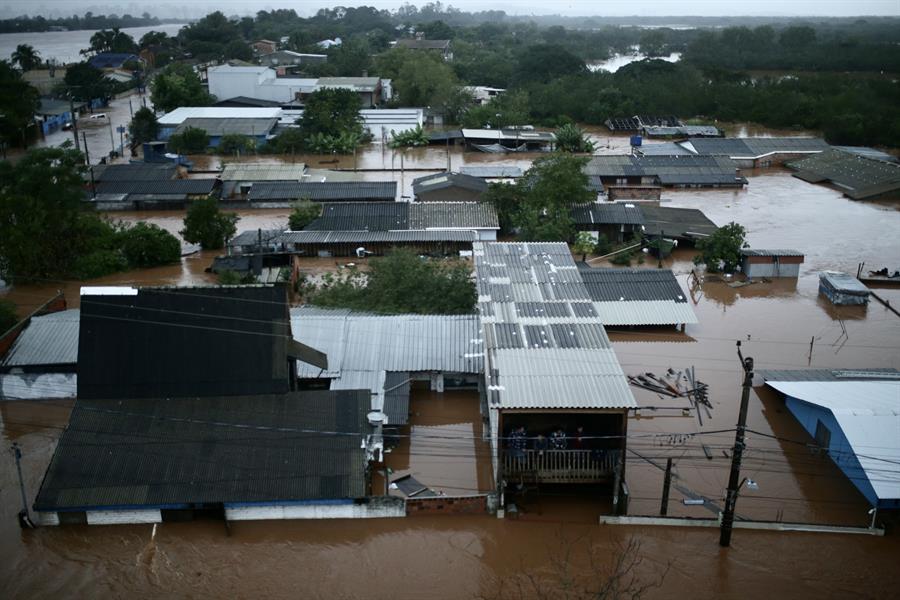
[[571, 203, 645, 226], [786, 149, 900, 200], [687, 136, 828, 158], [92, 164, 176, 182], [584, 154, 744, 186], [475, 241, 635, 410], [280, 229, 476, 244], [412, 172, 488, 194], [159, 107, 282, 126], [94, 179, 216, 195], [220, 163, 307, 181], [1, 309, 80, 368], [819, 271, 870, 295], [492, 348, 634, 409], [766, 380, 900, 502], [758, 368, 900, 382], [740, 249, 805, 257], [175, 117, 278, 137], [306, 202, 407, 231], [458, 166, 523, 178], [34, 390, 371, 511], [592, 301, 698, 326], [410, 202, 499, 229], [580, 268, 687, 302], [0, 373, 77, 400], [639, 205, 718, 239], [290, 307, 484, 379], [248, 181, 397, 201]]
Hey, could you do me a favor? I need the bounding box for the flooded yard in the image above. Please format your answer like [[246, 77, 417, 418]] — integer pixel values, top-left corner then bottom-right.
[[0, 166, 899, 597]]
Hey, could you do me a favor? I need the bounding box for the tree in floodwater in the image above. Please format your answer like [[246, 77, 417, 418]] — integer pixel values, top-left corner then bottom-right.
[[11, 44, 41, 71], [288, 200, 321, 231], [479, 532, 669, 600], [516, 153, 591, 242], [693, 221, 748, 274], [180, 196, 239, 250], [128, 106, 159, 148], [0, 61, 39, 147]]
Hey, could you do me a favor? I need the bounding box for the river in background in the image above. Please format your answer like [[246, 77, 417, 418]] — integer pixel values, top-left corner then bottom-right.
[[0, 24, 185, 65], [588, 51, 682, 73]]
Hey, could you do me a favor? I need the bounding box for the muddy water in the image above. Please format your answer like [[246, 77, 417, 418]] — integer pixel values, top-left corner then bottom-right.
[[2, 169, 900, 597]]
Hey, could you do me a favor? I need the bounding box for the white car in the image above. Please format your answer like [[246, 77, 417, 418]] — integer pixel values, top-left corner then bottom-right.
[[89, 113, 108, 120]]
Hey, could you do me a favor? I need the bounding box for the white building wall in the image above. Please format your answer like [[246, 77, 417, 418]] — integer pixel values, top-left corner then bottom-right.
[[87, 509, 162, 525], [225, 501, 405, 521], [477, 229, 498, 241]]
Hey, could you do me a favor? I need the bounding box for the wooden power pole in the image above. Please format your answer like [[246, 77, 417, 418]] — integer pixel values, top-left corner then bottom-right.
[[720, 342, 754, 547]]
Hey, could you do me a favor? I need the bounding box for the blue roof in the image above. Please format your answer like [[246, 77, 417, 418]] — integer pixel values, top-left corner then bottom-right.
[[88, 53, 139, 69]]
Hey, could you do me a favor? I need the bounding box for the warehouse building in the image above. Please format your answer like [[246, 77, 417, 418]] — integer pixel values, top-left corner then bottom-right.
[[787, 149, 900, 201]]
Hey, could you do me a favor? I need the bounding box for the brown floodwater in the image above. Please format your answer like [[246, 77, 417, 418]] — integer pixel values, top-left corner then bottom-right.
[[1, 167, 900, 598]]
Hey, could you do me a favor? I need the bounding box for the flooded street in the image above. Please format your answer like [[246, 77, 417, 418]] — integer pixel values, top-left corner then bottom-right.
[[1, 162, 899, 596]]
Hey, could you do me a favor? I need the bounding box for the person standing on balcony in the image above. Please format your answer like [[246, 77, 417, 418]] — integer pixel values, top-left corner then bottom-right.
[[510, 425, 527, 459], [573, 425, 586, 450], [533, 433, 548, 456], [550, 427, 568, 450]]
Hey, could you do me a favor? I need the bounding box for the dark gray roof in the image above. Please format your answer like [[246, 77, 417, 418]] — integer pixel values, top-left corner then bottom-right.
[[571, 203, 645, 226], [409, 202, 499, 229], [280, 230, 476, 244], [1, 309, 80, 369], [579, 268, 688, 303], [306, 202, 408, 231], [584, 154, 745, 186], [412, 172, 488, 195], [93, 179, 216, 196], [77, 285, 326, 401], [687, 137, 829, 158], [639, 205, 718, 240], [787, 149, 900, 200], [175, 117, 278, 137], [740, 249, 804, 257], [819, 272, 870, 295], [34, 390, 370, 511], [248, 181, 397, 202], [383, 372, 411, 426], [229, 229, 284, 248], [214, 96, 284, 108], [758, 369, 900, 382], [92, 163, 176, 182]]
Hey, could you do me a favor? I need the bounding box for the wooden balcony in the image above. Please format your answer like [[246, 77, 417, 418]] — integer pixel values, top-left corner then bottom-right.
[[503, 449, 621, 484]]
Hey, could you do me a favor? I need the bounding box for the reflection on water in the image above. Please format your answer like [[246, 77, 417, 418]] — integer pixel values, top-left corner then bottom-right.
[[587, 52, 682, 73]]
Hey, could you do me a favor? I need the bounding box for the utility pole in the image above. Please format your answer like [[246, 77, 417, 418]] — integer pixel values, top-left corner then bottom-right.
[[11, 442, 34, 528], [720, 341, 754, 547], [68, 93, 81, 152], [82, 131, 91, 164], [660, 457, 673, 516], [657, 229, 664, 269]]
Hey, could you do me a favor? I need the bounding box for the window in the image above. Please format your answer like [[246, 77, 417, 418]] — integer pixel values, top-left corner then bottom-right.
[[814, 419, 831, 451]]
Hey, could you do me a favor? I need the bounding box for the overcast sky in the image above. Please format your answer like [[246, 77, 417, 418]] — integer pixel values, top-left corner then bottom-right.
[[3, 0, 900, 19]]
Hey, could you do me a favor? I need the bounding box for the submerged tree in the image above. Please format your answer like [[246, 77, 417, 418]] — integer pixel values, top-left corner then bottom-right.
[[128, 106, 159, 148], [288, 200, 321, 231], [180, 196, 239, 250], [516, 153, 592, 242], [555, 123, 595, 153], [693, 222, 748, 273]]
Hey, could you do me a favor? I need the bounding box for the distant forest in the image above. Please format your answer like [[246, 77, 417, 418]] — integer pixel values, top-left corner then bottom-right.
[[0, 13, 181, 34]]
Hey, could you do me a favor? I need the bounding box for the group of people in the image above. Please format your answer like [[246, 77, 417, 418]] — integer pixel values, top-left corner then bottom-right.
[[507, 425, 590, 458]]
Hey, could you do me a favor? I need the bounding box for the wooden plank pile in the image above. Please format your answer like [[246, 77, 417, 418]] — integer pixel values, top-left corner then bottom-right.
[[627, 367, 713, 425]]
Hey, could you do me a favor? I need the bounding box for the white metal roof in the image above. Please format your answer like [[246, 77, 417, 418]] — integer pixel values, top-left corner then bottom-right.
[[290, 307, 484, 378], [768, 380, 900, 501], [158, 107, 283, 126], [591, 300, 699, 326], [1, 309, 80, 367]]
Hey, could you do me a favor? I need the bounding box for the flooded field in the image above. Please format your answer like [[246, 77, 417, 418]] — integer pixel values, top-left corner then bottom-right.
[[1, 166, 899, 597]]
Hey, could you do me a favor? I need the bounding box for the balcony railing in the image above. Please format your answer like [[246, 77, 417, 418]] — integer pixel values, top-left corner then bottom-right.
[[503, 449, 621, 484]]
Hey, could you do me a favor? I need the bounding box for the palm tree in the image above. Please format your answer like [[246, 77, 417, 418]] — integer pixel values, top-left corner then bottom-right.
[[11, 44, 41, 71]]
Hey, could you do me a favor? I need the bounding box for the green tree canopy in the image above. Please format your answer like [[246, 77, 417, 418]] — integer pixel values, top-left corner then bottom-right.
[[167, 127, 209, 154], [376, 48, 459, 108], [85, 28, 138, 54], [515, 153, 591, 242], [178, 11, 242, 61], [554, 123, 595, 153], [128, 106, 159, 147], [298, 87, 363, 138], [573, 231, 597, 262], [150, 62, 214, 113], [218, 133, 256, 155], [693, 222, 748, 273], [11, 44, 41, 71], [180, 196, 239, 250], [304, 249, 476, 315], [515, 44, 585, 83], [118, 222, 181, 268], [63, 62, 111, 102], [0, 61, 39, 147], [288, 200, 322, 231]]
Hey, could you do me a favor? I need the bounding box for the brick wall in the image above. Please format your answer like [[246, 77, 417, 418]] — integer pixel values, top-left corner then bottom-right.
[[406, 494, 489, 515]]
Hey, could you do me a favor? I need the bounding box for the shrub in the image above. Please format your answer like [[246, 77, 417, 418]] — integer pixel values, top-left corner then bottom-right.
[[389, 125, 430, 148], [180, 196, 239, 250], [219, 134, 256, 155], [119, 222, 181, 268], [167, 126, 209, 154], [555, 123, 595, 153], [218, 270, 257, 285]]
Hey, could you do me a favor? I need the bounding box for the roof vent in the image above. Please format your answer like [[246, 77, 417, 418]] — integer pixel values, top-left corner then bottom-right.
[[367, 411, 386, 426]]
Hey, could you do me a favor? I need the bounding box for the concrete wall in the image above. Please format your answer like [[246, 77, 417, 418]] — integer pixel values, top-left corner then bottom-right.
[[406, 494, 490, 515], [225, 498, 406, 520]]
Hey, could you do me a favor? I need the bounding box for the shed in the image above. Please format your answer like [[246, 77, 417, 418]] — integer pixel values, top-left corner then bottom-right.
[[764, 380, 900, 509], [819, 272, 870, 305], [571, 202, 645, 243], [740, 249, 805, 279], [639, 205, 718, 243]]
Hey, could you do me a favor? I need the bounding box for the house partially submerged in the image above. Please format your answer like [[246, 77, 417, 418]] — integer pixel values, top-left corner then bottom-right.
[[246, 181, 397, 205], [474, 242, 636, 512], [412, 172, 488, 202], [638, 205, 719, 244], [31, 285, 405, 525], [605, 115, 680, 132], [584, 155, 746, 190], [90, 178, 217, 210], [681, 137, 829, 168], [571, 202, 645, 243], [461, 128, 556, 153], [760, 370, 900, 510], [578, 267, 698, 327], [740, 249, 805, 279], [819, 272, 871, 306], [290, 306, 483, 426], [158, 107, 282, 146], [787, 149, 900, 201], [0, 309, 79, 399], [219, 163, 308, 199]]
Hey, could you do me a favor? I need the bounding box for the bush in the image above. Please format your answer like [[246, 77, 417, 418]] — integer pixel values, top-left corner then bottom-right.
[[0, 298, 18, 332], [119, 222, 181, 268], [219, 134, 256, 155], [218, 270, 257, 285], [555, 123, 595, 153], [389, 125, 429, 148], [71, 249, 129, 279], [288, 200, 321, 231], [610, 250, 633, 266], [180, 196, 239, 250], [263, 128, 305, 154], [167, 126, 209, 154]]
